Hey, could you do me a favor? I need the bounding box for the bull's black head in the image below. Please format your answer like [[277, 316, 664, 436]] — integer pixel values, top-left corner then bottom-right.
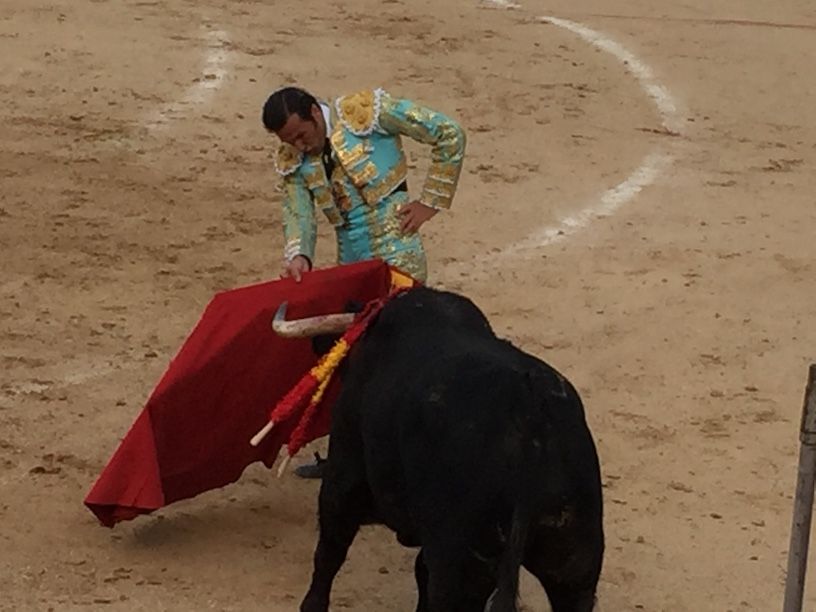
[[310, 300, 365, 357]]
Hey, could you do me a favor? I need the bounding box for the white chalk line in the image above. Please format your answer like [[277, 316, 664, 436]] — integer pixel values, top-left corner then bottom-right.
[[3, 362, 124, 397], [35, 27, 232, 388], [480, 0, 522, 8], [543, 16, 684, 135], [447, 3, 685, 272], [142, 27, 232, 131], [501, 151, 674, 255]]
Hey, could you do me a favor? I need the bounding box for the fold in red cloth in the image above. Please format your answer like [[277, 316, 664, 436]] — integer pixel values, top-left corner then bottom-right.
[[84, 260, 397, 527]]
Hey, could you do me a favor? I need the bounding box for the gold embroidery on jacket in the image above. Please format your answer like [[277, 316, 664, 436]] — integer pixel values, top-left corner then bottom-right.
[[335, 89, 385, 136], [361, 158, 408, 205], [275, 143, 303, 176]]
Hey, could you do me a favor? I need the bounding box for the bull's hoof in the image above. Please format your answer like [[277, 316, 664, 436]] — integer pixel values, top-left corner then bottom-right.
[[294, 453, 326, 480], [300, 592, 329, 612]]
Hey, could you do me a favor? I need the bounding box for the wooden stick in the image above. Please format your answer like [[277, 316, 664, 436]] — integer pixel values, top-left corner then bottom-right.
[[783, 364, 816, 612], [250, 420, 275, 447], [276, 455, 291, 479]]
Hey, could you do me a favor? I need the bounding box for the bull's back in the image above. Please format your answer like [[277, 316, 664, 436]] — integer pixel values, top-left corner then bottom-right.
[[354, 324, 599, 546]]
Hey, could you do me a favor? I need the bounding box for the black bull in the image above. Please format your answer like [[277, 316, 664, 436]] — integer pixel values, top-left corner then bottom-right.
[[285, 287, 604, 612]]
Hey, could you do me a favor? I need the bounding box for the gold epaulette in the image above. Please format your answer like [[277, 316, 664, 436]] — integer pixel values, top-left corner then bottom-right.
[[274, 143, 303, 177], [335, 88, 385, 137]]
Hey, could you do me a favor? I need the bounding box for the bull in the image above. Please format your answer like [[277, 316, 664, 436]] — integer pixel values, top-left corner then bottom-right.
[[273, 286, 604, 612]]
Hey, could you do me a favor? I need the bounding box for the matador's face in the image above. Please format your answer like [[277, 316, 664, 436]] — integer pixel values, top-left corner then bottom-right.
[[275, 104, 325, 155]]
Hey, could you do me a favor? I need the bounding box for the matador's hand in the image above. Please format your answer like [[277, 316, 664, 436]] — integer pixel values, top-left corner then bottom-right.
[[398, 201, 438, 234], [281, 255, 312, 283]]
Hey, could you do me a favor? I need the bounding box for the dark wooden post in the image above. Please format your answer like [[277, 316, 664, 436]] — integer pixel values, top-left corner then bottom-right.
[[784, 365, 816, 612]]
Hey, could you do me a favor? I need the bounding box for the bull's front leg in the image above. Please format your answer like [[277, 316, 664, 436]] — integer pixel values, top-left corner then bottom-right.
[[300, 519, 360, 612], [414, 549, 429, 612], [300, 457, 372, 612]]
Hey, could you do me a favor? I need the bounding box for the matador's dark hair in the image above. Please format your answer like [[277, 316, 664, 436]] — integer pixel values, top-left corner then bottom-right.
[[262, 86, 318, 132]]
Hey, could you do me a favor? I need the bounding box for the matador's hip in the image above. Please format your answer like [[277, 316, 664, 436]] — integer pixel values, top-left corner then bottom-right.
[[335, 191, 428, 283]]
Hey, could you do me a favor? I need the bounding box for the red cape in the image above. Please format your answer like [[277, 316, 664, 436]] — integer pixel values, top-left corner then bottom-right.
[[84, 260, 398, 527]]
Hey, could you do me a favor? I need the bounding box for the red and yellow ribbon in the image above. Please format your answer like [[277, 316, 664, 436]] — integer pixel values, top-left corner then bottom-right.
[[266, 273, 415, 462]]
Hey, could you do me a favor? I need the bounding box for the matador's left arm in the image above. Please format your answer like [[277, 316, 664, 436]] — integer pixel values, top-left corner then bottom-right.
[[377, 92, 467, 211]]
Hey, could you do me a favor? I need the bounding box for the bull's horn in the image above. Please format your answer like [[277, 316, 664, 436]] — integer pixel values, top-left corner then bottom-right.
[[271, 302, 355, 338]]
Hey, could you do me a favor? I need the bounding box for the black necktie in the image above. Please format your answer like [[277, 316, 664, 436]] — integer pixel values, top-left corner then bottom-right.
[[321, 138, 335, 179]]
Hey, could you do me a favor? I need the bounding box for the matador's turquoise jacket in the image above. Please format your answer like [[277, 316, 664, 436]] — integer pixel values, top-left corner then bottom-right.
[[274, 88, 466, 282]]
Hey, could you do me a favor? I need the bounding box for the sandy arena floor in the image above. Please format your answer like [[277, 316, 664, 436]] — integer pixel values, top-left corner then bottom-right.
[[2, 0, 816, 609]]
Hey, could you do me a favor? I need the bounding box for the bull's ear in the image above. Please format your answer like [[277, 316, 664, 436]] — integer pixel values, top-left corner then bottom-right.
[[311, 334, 338, 357], [344, 300, 364, 314]]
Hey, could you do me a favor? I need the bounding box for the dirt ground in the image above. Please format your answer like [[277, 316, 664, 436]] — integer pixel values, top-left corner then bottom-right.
[[2, 0, 816, 609]]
